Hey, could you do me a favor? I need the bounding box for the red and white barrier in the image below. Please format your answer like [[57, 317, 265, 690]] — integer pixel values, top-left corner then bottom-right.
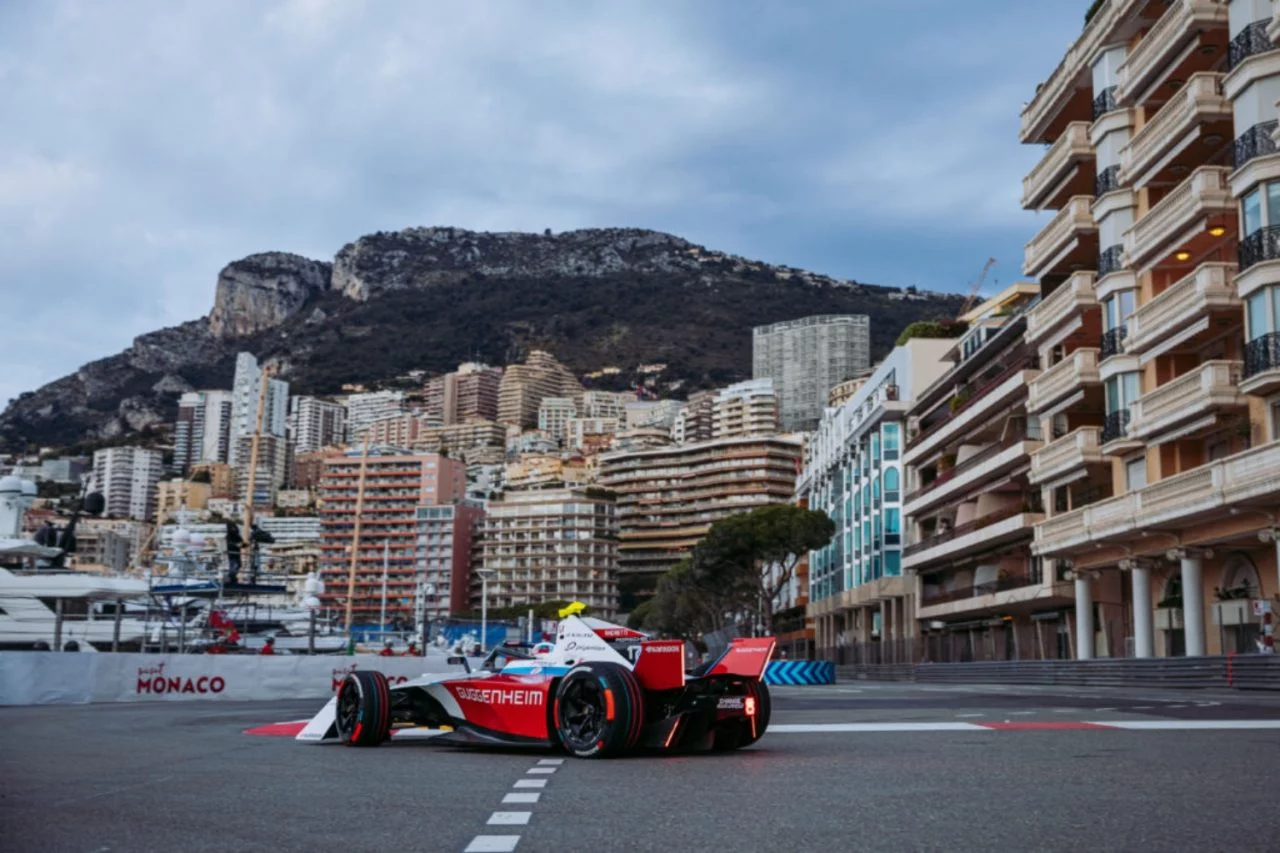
[[0, 652, 469, 706]]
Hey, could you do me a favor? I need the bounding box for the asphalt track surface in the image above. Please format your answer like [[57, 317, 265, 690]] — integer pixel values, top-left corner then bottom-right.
[[4, 681, 1280, 852]]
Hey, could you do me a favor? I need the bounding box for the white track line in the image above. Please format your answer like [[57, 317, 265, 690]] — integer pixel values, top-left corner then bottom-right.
[[487, 812, 532, 826], [770, 720, 1280, 733], [526, 767, 557, 775], [536, 758, 564, 766], [1098, 720, 1280, 730], [512, 778, 547, 789], [771, 722, 985, 732], [502, 793, 540, 804], [465, 836, 519, 852]]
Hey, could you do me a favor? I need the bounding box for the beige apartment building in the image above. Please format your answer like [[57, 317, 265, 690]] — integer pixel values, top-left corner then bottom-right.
[[711, 378, 780, 438], [1018, 0, 1280, 659], [479, 488, 618, 618], [155, 480, 212, 522], [599, 435, 802, 607], [497, 351, 582, 428], [901, 285, 1074, 662]]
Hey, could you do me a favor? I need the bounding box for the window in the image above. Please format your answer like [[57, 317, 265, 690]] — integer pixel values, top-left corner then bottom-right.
[[1272, 399, 1280, 441], [1246, 287, 1280, 341], [883, 468, 900, 502], [870, 434, 880, 463], [1244, 186, 1263, 234], [884, 509, 900, 546], [884, 551, 901, 578], [1106, 372, 1141, 413], [883, 424, 900, 460], [1125, 457, 1147, 491], [1103, 290, 1136, 331]]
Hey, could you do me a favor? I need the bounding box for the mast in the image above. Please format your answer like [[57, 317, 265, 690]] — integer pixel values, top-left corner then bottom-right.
[[343, 436, 372, 640], [241, 365, 273, 580]]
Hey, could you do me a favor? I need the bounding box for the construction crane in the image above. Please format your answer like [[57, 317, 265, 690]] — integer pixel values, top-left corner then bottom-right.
[[239, 363, 277, 582], [958, 257, 998, 318]]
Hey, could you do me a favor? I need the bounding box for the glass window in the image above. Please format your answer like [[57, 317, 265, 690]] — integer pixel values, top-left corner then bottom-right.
[[884, 551, 901, 578], [883, 468, 900, 502], [883, 424, 899, 460], [1122, 372, 1141, 405], [1244, 187, 1263, 235], [870, 434, 880, 463], [1248, 290, 1268, 341], [872, 476, 880, 505], [1268, 182, 1280, 229]]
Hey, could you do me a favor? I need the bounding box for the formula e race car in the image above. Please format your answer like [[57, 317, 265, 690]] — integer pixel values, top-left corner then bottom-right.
[[297, 616, 774, 758]]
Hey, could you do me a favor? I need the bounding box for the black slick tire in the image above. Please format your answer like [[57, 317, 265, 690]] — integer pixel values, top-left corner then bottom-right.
[[714, 679, 772, 750], [335, 670, 392, 747], [554, 662, 645, 759]]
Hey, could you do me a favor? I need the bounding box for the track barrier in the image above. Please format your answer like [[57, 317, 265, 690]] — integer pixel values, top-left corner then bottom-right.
[[764, 660, 835, 685], [836, 654, 1280, 691]]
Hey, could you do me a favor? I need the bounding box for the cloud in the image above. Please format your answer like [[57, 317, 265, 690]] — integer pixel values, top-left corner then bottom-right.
[[0, 0, 1092, 410]]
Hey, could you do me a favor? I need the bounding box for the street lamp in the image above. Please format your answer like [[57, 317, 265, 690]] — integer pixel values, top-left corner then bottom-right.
[[416, 578, 436, 656], [474, 568, 496, 654]]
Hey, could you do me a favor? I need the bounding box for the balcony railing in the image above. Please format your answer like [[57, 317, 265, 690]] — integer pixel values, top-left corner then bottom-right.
[[908, 355, 1040, 449], [1097, 244, 1124, 278], [921, 574, 1040, 606], [1026, 271, 1097, 344], [904, 505, 1025, 558], [1100, 325, 1127, 359], [1233, 120, 1279, 170], [1129, 360, 1244, 439], [1028, 348, 1100, 414], [1122, 72, 1229, 185], [1030, 426, 1104, 485], [903, 431, 1035, 504], [1095, 164, 1121, 197], [1118, 0, 1229, 101], [1102, 409, 1131, 444], [1025, 196, 1096, 278], [1126, 262, 1239, 354], [1092, 86, 1118, 120], [1022, 122, 1094, 209], [1229, 19, 1275, 71], [1245, 332, 1280, 378], [1239, 225, 1280, 272], [1125, 166, 1233, 269]]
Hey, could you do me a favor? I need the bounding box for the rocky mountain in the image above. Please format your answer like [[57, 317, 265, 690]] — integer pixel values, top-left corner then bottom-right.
[[0, 227, 965, 452]]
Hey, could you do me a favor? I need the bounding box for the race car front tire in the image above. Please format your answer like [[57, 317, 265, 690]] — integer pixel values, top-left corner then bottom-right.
[[335, 670, 392, 747], [554, 662, 645, 759]]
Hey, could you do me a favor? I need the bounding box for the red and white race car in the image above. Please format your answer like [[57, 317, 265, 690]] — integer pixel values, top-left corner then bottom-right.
[[298, 615, 774, 758]]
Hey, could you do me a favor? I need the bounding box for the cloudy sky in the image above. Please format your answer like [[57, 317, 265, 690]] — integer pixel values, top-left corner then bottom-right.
[[0, 0, 1090, 408]]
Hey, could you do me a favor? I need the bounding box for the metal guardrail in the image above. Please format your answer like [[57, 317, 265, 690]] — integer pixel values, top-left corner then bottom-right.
[[835, 655, 1280, 691]]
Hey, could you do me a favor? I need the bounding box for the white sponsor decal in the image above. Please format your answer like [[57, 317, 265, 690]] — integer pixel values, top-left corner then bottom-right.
[[644, 644, 683, 654], [455, 686, 545, 706], [718, 696, 745, 709]]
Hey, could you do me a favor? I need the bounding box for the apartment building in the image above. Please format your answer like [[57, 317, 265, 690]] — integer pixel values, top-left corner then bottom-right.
[[623, 399, 682, 430], [801, 338, 953, 664], [415, 502, 484, 620], [898, 286, 1066, 662], [358, 413, 423, 447], [424, 363, 503, 426], [753, 315, 871, 431], [233, 434, 289, 509], [480, 488, 618, 618], [598, 435, 803, 607], [91, 447, 164, 521], [156, 479, 212, 522], [1019, 0, 1280, 659], [175, 390, 234, 471], [414, 419, 507, 456], [579, 391, 630, 419], [712, 378, 780, 438], [190, 462, 235, 499], [497, 351, 582, 428], [537, 397, 578, 445], [344, 390, 405, 439], [672, 391, 715, 444], [229, 353, 288, 466], [288, 396, 347, 453], [317, 450, 466, 623], [38, 457, 87, 484], [68, 527, 131, 574], [565, 417, 620, 451]]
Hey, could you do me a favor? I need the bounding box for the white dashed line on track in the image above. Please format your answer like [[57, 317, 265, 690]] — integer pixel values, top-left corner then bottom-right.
[[513, 778, 547, 789], [527, 767, 557, 774], [488, 812, 532, 826], [537, 758, 564, 766], [466, 757, 561, 852], [465, 836, 519, 852], [502, 792, 540, 804]]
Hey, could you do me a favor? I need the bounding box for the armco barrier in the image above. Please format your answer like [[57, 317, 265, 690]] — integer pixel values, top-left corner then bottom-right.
[[0, 652, 472, 706], [764, 660, 835, 685], [835, 654, 1280, 691]]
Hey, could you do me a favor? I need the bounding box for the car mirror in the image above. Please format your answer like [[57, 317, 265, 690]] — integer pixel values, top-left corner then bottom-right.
[[446, 655, 471, 673]]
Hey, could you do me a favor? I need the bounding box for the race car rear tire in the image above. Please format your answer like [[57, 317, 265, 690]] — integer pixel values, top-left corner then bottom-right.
[[335, 670, 392, 747], [714, 679, 772, 750], [554, 662, 644, 759]]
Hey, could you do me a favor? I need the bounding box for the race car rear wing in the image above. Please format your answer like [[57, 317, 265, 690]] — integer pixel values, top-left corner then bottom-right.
[[702, 637, 776, 680]]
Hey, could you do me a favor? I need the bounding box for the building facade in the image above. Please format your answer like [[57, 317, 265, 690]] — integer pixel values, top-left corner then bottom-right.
[[415, 502, 485, 620], [288, 396, 348, 453], [91, 447, 164, 521], [801, 338, 954, 664], [229, 353, 288, 466], [175, 390, 234, 472], [672, 390, 715, 444], [424, 363, 503, 426], [317, 451, 466, 623], [1018, 0, 1280, 659], [497, 350, 582, 428], [343, 390, 405, 440], [234, 434, 289, 509], [537, 397, 578, 445], [753, 314, 872, 432], [599, 435, 803, 608], [479, 488, 618, 618], [156, 480, 212, 522], [712, 378, 780, 439]]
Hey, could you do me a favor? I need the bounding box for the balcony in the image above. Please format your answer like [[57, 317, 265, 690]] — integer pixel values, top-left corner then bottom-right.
[[1124, 166, 1233, 271], [1126, 262, 1240, 357], [1233, 120, 1279, 170], [1229, 19, 1276, 71], [905, 358, 1041, 463], [1034, 440, 1280, 558], [918, 578, 1075, 621], [1120, 72, 1231, 188], [1242, 332, 1280, 396], [1238, 225, 1280, 273], [1101, 409, 1132, 445], [904, 510, 1043, 572], [903, 437, 1043, 518], [1117, 0, 1230, 106], [1022, 122, 1096, 211], [1100, 326, 1127, 359], [1097, 244, 1124, 278], [1092, 86, 1119, 121], [1027, 348, 1101, 415], [1031, 427, 1106, 488], [1026, 272, 1097, 346], [1128, 360, 1245, 442], [1024, 196, 1098, 279]]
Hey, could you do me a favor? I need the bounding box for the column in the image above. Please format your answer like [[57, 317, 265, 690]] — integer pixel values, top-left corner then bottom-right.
[[1074, 574, 1094, 660], [1178, 550, 1206, 658], [1130, 564, 1153, 659]]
